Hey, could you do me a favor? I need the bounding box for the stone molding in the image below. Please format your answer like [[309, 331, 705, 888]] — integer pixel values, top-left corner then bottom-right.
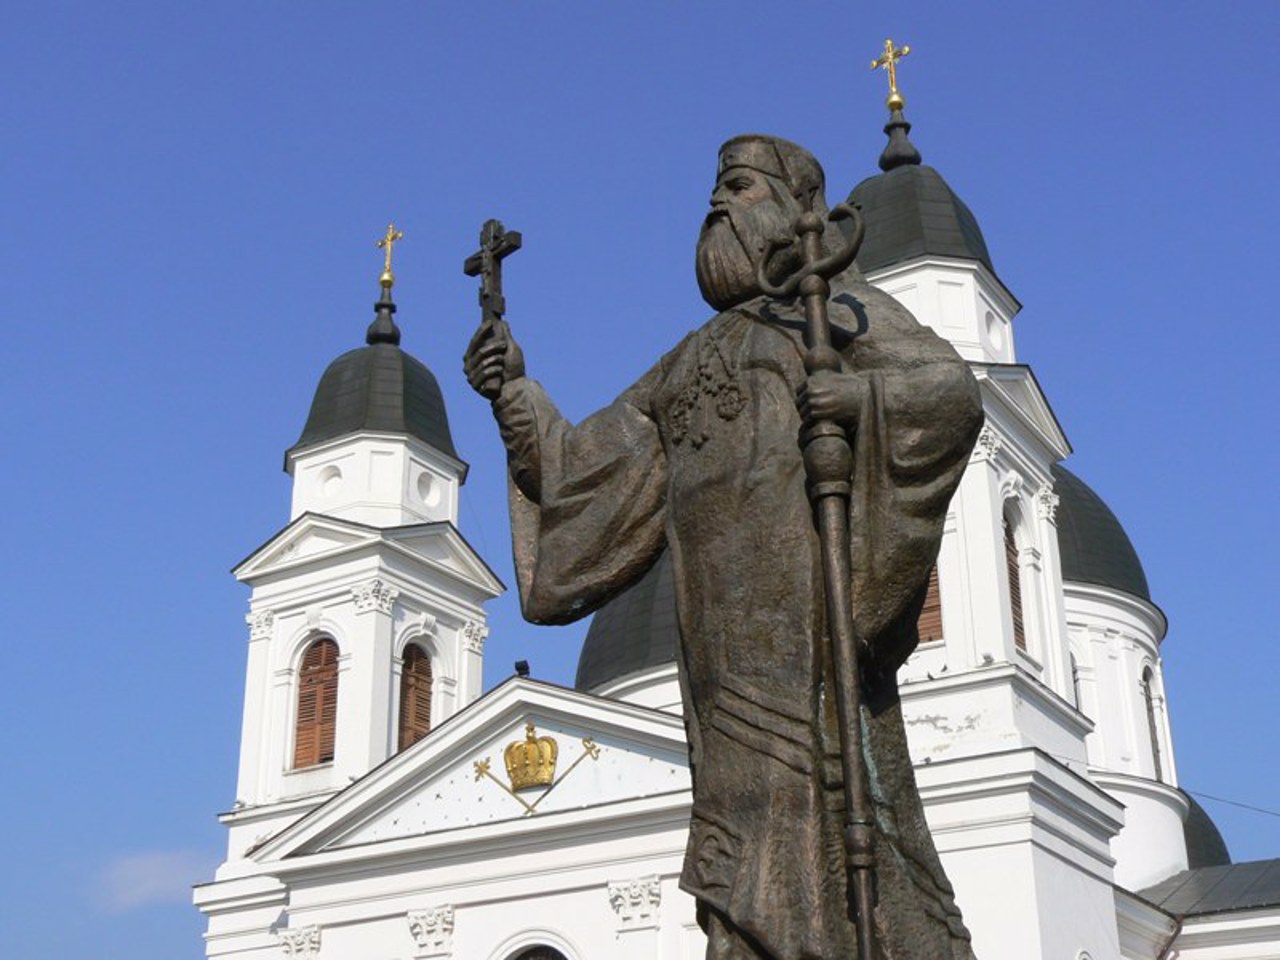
[[277, 925, 321, 957], [407, 905, 454, 957], [352, 578, 399, 615], [608, 875, 661, 930], [246, 609, 275, 641], [1036, 482, 1061, 523], [462, 620, 488, 654], [971, 424, 1002, 462]]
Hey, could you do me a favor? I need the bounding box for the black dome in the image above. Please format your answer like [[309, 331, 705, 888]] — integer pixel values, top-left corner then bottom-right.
[[574, 551, 678, 692], [1052, 464, 1150, 602], [1182, 792, 1232, 869], [288, 341, 460, 464], [575, 466, 1153, 692], [849, 164, 996, 278]]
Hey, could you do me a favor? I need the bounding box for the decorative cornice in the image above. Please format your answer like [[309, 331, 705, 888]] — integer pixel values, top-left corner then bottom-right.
[[1036, 482, 1060, 523], [277, 925, 321, 957], [246, 609, 275, 641], [407, 905, 454, 957], [462, 620, 488, 654], [352, 578, 399, 615], [607, 875, 662, 930], [971, 424, 1003, 462]]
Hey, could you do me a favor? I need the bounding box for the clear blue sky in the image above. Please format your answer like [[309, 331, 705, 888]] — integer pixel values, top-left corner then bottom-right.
[[2, 3, 1277, 956]]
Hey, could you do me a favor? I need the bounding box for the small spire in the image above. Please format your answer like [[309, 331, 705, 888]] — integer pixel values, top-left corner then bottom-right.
[[367, 223, 403, 345], [879, 107, 922, 171], [870, 38, 922, 171]]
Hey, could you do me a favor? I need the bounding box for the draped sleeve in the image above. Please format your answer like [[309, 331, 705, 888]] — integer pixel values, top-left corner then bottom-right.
[[491, 366, 669, 625], [837, 285, 985, 685]]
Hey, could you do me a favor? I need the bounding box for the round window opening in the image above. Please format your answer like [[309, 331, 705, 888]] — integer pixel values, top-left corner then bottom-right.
[[509, 949, 568, 960], [984, 310, 1005, 352], [416, 471, 442, 508], [318, 465, 343, 498]]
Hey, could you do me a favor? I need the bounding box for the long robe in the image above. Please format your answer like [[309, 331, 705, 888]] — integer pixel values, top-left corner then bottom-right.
[[493, 270, 984, 959]]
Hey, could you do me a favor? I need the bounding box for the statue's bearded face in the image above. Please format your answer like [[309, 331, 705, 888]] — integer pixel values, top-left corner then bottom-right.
[[696, 167, 799, 311]]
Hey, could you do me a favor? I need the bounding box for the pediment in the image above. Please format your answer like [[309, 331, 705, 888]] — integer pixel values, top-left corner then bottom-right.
[[234, 513, 381, 581], [252, 679, 689, 862], [974, 363, 1071, 460], [383, 523, 505, 596]]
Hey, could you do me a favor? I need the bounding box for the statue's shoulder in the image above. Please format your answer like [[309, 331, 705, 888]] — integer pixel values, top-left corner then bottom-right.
[[834, 277, 968, 369]]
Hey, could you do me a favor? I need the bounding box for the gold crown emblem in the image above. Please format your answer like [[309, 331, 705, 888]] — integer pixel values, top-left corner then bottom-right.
[[504, 722, 558, 791]]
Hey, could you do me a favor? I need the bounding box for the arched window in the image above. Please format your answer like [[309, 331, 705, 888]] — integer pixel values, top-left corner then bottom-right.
[[917, 564, 943, 644], [1003, 514, 1026, 651], [509, 949, 568, 960], [1143, 666, 1163, 781], [293, 637, 339, 769], [398, 643, 434, 751]]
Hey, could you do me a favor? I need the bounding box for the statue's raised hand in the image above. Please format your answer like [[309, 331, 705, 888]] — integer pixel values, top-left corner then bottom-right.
[[465, 319, 526, 400]]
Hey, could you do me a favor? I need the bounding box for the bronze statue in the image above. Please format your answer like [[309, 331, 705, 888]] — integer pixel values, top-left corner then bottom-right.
[[465, 135, 982, 960]]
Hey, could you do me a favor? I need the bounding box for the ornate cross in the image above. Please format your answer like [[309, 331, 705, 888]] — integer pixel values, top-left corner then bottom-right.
[[871, 38, 911, 106], [377, 222, 405, 288], [463, 218, 522, 329]]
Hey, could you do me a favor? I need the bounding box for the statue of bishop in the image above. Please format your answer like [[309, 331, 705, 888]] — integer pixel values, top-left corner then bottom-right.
[[465, 135, 983, 960]]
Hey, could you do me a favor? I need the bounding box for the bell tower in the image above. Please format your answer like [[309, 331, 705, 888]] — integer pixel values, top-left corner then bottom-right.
[[217, 229, 504, 866], [851, 56, 1125, 960]]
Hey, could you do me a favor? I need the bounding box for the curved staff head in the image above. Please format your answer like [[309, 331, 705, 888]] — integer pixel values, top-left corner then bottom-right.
[[756, 202, 865, 300]]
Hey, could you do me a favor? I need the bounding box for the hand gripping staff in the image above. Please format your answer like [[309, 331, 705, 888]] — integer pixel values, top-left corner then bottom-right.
[[757, 201, 877, 960]]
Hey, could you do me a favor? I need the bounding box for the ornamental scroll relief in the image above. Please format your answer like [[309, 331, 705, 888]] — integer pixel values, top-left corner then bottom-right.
[[462, 619, 488, 654], [352, 578, 399, 615], [608, 875, 662, 930], [277, 925, 320, 958], [971, 424, 1003, 462], [246, 609, 275, 641], [1036, 482, 1060, 523], [407, 905, 454, 957]]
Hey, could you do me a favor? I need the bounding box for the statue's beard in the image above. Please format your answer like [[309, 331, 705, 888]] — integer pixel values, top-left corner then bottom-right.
[[695, 199, 799, 311]]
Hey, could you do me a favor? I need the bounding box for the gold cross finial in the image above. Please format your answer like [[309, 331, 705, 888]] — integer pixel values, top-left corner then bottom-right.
[[871, 38, 911, 111], [376, 222, 404, 289]]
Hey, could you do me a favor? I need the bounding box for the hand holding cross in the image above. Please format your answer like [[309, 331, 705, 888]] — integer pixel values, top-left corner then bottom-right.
[[463, 219, 524, 399]]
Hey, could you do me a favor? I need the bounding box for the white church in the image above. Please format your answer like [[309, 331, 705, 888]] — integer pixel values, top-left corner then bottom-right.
[[193, 101, 1280, 960]]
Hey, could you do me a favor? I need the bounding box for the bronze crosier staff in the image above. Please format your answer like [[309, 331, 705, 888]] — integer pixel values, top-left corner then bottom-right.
[[756, 198, 876, 960]]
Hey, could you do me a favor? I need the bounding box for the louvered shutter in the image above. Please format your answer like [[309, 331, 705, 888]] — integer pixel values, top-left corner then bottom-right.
[[398, 645, 433, 751], [1004, 518, 1026, 651], [916, 564, 943, 643], [293, 638, 339, 768]]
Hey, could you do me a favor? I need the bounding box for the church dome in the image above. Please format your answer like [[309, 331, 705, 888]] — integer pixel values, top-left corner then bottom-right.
[[842, 105, 997, 279], [1052, 464, 1150, 602], [287, 294, 460, 464], [849, 164, 996, 277], [575, 465, 1153, 693], [574, 551, 679, 692]]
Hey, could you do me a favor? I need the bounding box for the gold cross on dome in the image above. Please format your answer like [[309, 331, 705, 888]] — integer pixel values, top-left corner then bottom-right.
[[376, 222, 405, 288], [871, 38, 911, 108]]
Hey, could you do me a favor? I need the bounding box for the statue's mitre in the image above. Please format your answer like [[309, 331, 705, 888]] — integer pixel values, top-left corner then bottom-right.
[[504, 722, 558, 791], [717, 134, 824, 199]]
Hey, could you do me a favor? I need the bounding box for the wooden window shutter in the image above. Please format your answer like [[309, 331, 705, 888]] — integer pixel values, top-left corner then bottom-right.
[[293, 638, 339, 769], [916, 564, 943, 643], [1004, 517, 1026, 651], [398, 644, 433, 751]]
